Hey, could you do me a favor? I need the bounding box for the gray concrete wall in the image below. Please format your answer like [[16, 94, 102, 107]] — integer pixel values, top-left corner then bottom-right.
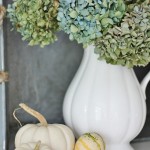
[[5, 27, 83, 150], [5, 27, 83, 126]]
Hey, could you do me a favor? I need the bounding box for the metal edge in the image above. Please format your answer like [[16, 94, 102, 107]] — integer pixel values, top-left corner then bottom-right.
[[0, 0, 6, 149], [132, 137, 150, 143]]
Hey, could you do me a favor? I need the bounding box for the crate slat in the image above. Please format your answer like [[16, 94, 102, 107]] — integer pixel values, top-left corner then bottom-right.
[[0, 0, 6, 149]]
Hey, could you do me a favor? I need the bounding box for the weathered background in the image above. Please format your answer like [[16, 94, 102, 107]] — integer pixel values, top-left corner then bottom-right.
[[3, 0, 150, 149]]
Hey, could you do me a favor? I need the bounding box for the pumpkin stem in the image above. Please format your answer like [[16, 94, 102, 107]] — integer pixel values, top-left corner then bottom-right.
[[34, 141, 41, 150], [19, 103, 48, 126], [13, 108, 23, 127]]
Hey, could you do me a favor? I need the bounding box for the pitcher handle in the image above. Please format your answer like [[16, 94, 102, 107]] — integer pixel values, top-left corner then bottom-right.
[[141, 71, 150, 99]]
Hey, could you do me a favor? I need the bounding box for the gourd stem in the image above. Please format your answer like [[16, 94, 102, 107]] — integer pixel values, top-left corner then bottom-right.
[[19, 103, 48, 126], [34, 141, 41, 150]]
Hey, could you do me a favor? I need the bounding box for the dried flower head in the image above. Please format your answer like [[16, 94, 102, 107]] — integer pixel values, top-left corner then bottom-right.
[[57, 0, 126, 47], [0, 5, 6, 26], [95, 0, 150, 68], [7, 0, 59, 47]]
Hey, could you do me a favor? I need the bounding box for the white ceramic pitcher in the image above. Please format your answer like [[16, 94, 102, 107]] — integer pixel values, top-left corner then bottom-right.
[[63, 45, 150, 150]]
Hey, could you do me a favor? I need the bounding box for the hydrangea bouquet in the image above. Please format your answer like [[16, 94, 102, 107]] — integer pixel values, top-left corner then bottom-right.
[[7, 0, 150, 67]]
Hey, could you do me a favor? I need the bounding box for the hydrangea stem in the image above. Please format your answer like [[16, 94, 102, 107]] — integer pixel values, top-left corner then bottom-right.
[[54, 0, 59, 9]]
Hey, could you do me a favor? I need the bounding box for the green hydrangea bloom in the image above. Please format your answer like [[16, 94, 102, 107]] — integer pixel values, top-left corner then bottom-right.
[[7, 0, 59, 47], [57, 0, 126, 47], [95, 0, 150, 68]]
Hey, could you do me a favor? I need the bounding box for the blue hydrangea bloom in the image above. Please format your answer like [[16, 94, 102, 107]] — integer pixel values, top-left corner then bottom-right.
[[58, 0, 126, 47]]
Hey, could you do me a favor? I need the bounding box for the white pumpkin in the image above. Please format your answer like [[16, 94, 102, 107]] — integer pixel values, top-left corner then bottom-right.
[[15, 103, 75, 150], [74, 133, 105, 150], [15, 141, 51, 150]]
